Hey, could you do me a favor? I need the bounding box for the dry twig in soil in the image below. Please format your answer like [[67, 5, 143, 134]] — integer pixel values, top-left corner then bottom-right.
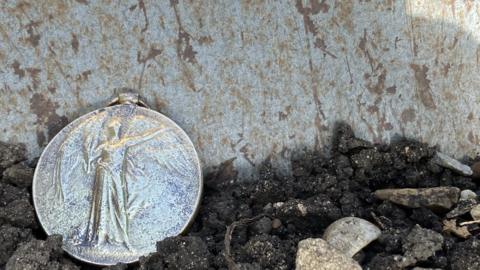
[[224, 214, 268, 270]]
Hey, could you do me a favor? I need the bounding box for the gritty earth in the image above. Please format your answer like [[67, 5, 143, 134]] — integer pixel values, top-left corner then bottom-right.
[[0, 123, 479, 269]]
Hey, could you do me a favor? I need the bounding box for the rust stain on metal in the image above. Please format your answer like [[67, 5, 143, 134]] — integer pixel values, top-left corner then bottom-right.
[[138, 47, 163, 63], [26, 68, 41, 89], [29, 93, 68, 146], [138, 0, 149, 33], [171, 0, 197, 65], [278, 105, 292, 121], [0, 0, 479, 179], [29, 94, 54, 124], [314, 38, 337, 59], [36, 129, 46, 147], [358, 29, 377, 73], [137, 47, 163, 89], [71, 33, 79, 54], [335, 0, 354, 33], [365, 67, 387, 95], [24, 20, 41, 47], [410, 64, 437, 110], [154, 95, 168, 112], [401, 108, 416, 123], [176, 25, 197, 64], [295, 0, 329, 19], [239, 144, 255, 167], [198, 35, 214, 46], [386, 85, 396, 94], [81, 70, 92, 81], [295, 0, 330, 148], [468, 131, 478, 144], [10, 60, 41, 89], [11, 61, 25, 79], [295, 0, 327, 36], [442, 63, 451, 76]]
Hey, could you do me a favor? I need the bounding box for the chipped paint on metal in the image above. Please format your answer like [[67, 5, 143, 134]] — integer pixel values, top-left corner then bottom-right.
[[0, 0, 479, 179]]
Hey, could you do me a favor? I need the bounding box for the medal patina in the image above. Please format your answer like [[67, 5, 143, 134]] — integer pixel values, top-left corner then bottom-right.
[[32, 92, 202, 265]]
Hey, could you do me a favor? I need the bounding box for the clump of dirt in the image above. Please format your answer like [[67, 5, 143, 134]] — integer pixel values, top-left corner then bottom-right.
[[0, 123, 478, 270]]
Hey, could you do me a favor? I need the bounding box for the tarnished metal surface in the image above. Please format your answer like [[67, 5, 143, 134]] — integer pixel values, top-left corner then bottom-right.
[[33, 103, 202, 265], [1, 0, 479, 179]]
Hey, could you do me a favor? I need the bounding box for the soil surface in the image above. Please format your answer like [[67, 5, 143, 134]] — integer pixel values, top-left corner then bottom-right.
[[0, 123, 479, 270]]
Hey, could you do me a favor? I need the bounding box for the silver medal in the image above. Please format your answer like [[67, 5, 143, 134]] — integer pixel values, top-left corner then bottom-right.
[[32, 92, 202, 265]]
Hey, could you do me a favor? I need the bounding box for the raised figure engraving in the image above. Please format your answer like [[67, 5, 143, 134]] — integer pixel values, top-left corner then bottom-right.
[[83, 117, 163, 248]]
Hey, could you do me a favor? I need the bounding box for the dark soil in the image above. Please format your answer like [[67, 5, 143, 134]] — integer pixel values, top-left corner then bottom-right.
[[1, 123, 479, 270]]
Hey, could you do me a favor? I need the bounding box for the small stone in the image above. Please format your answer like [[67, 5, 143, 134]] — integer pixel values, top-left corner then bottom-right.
[[460, 189, 477, 201], [471, 161, 480, 179], [273, 202, 284, 208], [0, 142, 26, 171], [271, 218, 282, 229], [402, 225, 443, 264], [323, 217, 381, 257], [374, 187, 460, 210], [365, 253, 409, 270], [297, 203, 308, 216], [2, 162, 33, 188], [0, 199, 37, 229], [412, 268, 442, 270], [432, 152, 472, 176], [273, 195, 341, 226], [296, 238, 362, 270], [470, 204, 480, 220], [446, 199, 477, 218], [443, 219, 471, 239]]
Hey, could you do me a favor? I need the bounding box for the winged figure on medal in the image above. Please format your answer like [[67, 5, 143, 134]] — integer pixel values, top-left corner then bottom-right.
[[51, 107, 195, 250]]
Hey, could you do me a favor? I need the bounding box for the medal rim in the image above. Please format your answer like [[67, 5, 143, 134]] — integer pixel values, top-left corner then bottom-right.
[[32, 104, 203, 266]]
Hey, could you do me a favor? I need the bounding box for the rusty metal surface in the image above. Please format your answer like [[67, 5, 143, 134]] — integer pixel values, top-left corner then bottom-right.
[[1, 0, 479, 179]]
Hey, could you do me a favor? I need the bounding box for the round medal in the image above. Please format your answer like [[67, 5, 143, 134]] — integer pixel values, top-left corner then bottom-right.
[[32, 92, 202, 265]]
